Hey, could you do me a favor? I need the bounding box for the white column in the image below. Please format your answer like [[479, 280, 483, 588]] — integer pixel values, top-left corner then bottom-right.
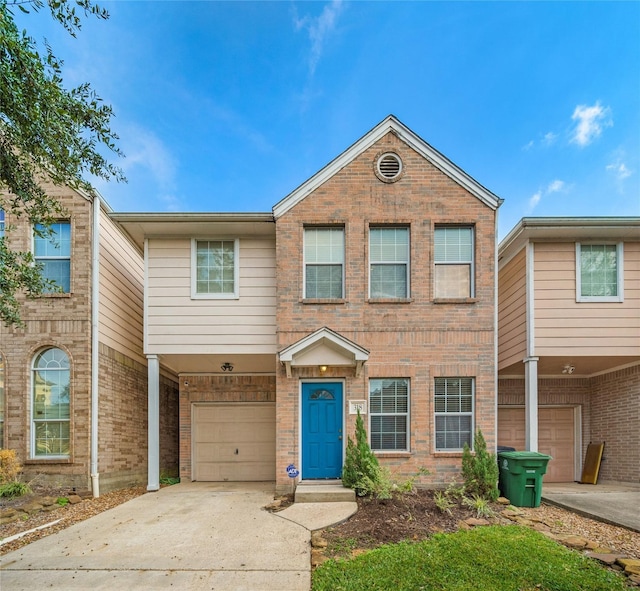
[[147, 355, 160, 492], [524, 356, 539, 452]]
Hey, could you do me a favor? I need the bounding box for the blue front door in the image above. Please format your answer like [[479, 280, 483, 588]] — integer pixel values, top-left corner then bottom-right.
[[302, 382, 343, 479]]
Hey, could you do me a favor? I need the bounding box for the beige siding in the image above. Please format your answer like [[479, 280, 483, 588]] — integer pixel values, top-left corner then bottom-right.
[[498, 248, 527, 369], [98, 212, 145, 364], [146, 238, 277, 354], [534, 242, 640, 356]]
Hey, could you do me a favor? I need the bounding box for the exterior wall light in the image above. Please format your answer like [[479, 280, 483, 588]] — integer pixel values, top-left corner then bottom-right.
[[319, 365, 328, 373], [221, 362, 234, 372]]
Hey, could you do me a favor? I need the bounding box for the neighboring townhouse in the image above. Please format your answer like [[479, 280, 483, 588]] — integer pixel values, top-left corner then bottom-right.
[[115, 115, 502, 494], [0, 185, 179, 494], [497, 217, 640, 484]]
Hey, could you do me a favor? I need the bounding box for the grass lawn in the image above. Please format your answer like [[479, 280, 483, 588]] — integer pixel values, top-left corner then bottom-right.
[[312, 525, 627, 591]]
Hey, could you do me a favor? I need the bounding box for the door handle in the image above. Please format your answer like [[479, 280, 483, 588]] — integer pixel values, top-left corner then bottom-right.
[[235, 448, 239, 455], [338, 436, 342, 440]]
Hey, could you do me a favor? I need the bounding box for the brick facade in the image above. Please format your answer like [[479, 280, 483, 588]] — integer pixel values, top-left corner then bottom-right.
[[275, 131, 497, 492], [0, 186, 180, 491]]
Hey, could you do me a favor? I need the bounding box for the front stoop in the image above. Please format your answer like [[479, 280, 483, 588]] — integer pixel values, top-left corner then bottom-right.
[[294, 481, 356, 503]]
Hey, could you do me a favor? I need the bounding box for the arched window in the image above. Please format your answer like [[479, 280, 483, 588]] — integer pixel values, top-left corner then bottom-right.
[[0, 352, 5, 447], [32, 348, 70, 457]]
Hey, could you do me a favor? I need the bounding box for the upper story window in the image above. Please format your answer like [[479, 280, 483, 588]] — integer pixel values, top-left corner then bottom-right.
[[192, 239, 239, 299], [434, 377, 474, 451], [32, 348, 70, 458], [34, 222, 71, 293], [304, 227, 344, 299], [369, 378, 409, 452], [369, 227, 409, 299], [0, 209, 5, 238], [576, 243, 623, 302], [434, 226, 474, 299]]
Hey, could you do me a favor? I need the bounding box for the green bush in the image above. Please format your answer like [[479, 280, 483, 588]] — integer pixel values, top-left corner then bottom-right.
[[341, 410, 382, 496], [461, 429, 499, 501], [0, 481, 31, 498]]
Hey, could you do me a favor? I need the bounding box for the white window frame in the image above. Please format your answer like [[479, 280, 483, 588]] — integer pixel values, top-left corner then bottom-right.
[[33, 221, 72, 293], [191, 238, 239, 300], [434, 377, 474, 452], [369, 226, 410, 299], [369, 378, 410, 452], [576, 242, 624, 303], [434, 225, 475, 298], [31, 348, 71, 459], [303, 227, 345, 299]]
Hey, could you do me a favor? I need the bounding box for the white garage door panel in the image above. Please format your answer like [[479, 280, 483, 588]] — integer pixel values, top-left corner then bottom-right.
[[193, 403, 276, 482], [498, 406, 575, 483]]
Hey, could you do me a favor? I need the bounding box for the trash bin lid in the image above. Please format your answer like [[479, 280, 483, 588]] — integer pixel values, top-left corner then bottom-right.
[[497, 451, 552, 460]]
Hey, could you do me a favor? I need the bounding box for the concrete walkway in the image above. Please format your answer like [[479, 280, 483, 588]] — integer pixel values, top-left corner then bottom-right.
[[542, 481, 640, 533], [0, 482, 354, 591]]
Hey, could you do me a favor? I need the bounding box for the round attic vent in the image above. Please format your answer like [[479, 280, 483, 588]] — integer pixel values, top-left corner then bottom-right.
[[376, 152, 402, 182]]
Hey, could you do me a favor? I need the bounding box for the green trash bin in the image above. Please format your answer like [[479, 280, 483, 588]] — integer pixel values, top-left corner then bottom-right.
[[497, 451, 552, 508]]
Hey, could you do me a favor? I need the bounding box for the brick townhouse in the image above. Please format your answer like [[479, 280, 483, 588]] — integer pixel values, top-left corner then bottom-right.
[[115, 115, 502, 494], [0, 185, 179, 493]]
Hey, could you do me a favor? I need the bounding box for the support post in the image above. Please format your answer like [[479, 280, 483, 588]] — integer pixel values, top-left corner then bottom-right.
[[147, 354, 160, 491], [524, 356, 539, 452]]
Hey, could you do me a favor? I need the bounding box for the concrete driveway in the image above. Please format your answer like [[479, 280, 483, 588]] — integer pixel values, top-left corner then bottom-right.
[[0, 482, 311, 591]]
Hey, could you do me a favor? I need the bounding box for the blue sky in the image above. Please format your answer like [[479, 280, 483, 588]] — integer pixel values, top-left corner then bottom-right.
[[16, 1, 640, 238]]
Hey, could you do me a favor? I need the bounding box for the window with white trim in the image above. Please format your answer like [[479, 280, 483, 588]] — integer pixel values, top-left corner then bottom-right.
[[0, 353, 5, 446], [369, 378, 409, 451], [304, 227, 344, 299], [192, 239, 239, 298], [34, 222, 71, 293], [434, 226, 474, 298], [576, 243, 623, 302], [32, 348, 70, 458], [369, 227, 409, 298], [434, 377, 473, 451], [0, 209, 5, 238]]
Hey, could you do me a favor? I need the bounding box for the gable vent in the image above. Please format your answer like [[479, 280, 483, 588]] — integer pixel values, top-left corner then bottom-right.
[[376, 153, 402, 181]]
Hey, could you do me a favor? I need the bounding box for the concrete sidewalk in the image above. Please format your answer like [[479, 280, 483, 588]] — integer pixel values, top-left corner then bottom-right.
[[0, 482, 354, 591], [542, 481, 640, 533]]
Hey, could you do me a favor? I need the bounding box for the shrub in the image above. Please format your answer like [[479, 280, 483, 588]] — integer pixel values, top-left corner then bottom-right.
[[342, 410, 381, 496], [0, 449, 21, 484], [434, 490, 455, 515], [462, 494, 495, 518], [0, 481, 31, 498], [461, 429, 499, 501]]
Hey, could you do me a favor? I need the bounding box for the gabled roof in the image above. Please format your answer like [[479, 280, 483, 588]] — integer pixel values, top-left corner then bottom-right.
[[272, 114, 502, 219], [278, 327, 370, 377]]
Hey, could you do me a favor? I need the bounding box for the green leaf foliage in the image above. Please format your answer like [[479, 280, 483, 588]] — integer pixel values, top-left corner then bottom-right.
[[461, 428, 499, 501], [0, 0, 124, 326], [341, 410, 381, 496]]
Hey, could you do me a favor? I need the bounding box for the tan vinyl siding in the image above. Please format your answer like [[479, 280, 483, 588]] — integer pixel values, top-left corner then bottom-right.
[[534, 242, 640, 356], [147, 238, 276, 354], [498, 248, 527, 369], [98, 212, 145, 364]]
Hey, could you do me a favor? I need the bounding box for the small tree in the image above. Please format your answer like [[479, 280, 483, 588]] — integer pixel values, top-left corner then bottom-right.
[[461, 429, 499, 501], [341, 410, 381, 496]]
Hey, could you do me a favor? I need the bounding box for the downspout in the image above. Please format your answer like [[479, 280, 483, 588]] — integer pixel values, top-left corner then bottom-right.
[[494, 208, 499, 452], [90, 195, 101, 497]]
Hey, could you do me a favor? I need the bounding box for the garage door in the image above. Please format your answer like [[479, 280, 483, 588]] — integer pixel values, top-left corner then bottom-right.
[[498, 407, 575, 482], [193, 403, 276, 482]]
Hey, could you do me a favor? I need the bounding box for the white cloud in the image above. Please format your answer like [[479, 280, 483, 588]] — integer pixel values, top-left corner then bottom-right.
[[606, 161, 632, 180], [543, 132, 558, 146], [570, 102, 612, 147], [522, 140, 534, 151], [528, 191, 542, 211], [547, 179, 565, 193], [527, 179, 567, 213], [294, 0, 344, 74]]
